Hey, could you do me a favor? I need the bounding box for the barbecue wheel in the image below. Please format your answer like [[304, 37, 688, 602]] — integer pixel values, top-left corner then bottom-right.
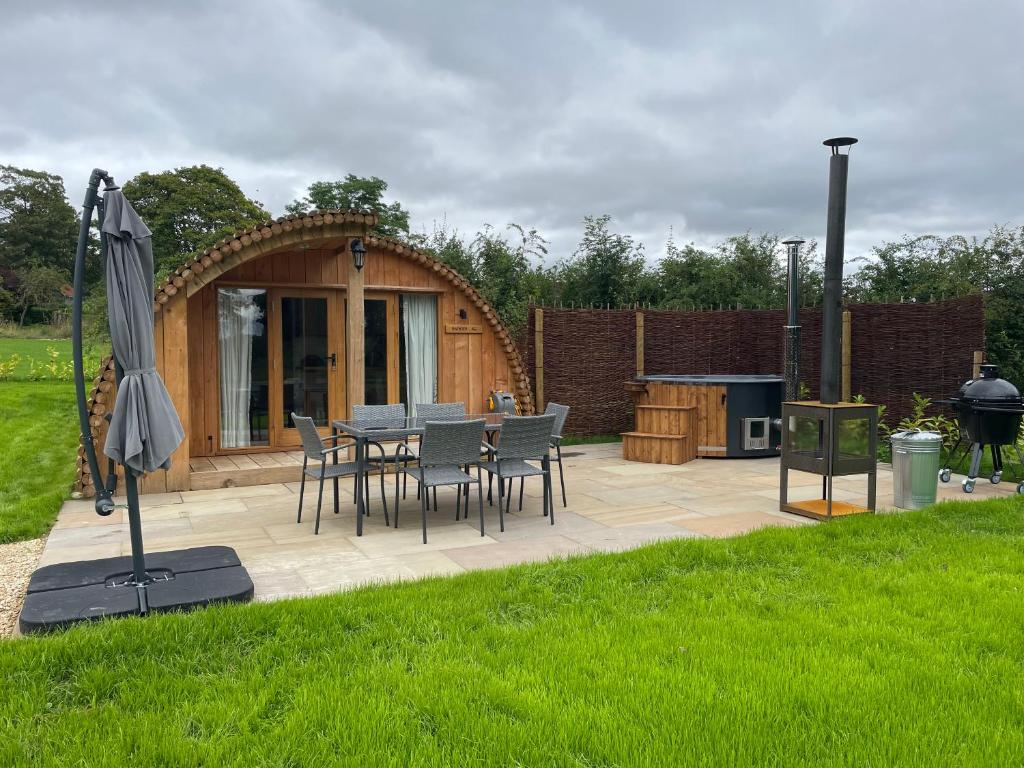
[[939, 468, 952, 483], [990, 472, 1002, 485], [962, 479, 975, 493], [1017, 482, 1024, 494]]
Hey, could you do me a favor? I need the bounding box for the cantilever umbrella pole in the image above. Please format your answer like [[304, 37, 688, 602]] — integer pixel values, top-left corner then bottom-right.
[[72, 169, 115, 517], [73, 168, 150, 605]]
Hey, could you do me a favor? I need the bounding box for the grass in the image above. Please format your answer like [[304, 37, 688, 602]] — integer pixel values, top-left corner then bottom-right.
[[0, 381, 79, 543], [2, 497, 1023, 765], [0, 337, 72, 379]]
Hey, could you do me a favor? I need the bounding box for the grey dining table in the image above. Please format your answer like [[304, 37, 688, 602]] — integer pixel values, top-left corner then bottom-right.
[[331, 412, 506, 536]]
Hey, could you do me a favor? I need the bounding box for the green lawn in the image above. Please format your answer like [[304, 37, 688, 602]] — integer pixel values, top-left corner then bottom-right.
[[0, 337, 71, 379], [2, 498, 1023, 766], [0, 381, 79, 543]]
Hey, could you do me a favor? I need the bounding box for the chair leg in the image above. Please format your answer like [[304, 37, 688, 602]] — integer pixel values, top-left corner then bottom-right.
[[433, 487, 437, 512], [314, 472, 325, 535], [505, 483, 512, 516], [394, 469, 401, 529], [556, 445, 567, 507], [364, 472, 371, 516], [456, 482, 462, 521], [476, 467, 485, 536], [546, 458, 555, 525], [420, 483, 429, 544], [518, 477, 524, 512], [379, 466, 389, 527], [297, 460, 306, 524], [496, 474, 505, 532]]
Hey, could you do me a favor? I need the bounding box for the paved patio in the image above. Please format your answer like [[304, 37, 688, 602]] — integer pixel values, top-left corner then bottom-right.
[[44, 443, 1018, 602]]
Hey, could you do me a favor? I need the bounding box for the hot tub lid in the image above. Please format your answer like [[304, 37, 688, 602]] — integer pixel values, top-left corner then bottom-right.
[[638, 374, 785, 384]]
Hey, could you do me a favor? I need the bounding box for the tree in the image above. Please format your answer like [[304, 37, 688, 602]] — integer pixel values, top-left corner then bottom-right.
[[470, 224, 548, 332], [408, 219, 477, 281], [559, 215, 657, 308], [13, 264, 66, 326], [286, 175, 410, 238], [0, 165, 80, 301], [659, 233, 822, 310], [848, 227, 1024, 384], [122, 165, 268, 278]]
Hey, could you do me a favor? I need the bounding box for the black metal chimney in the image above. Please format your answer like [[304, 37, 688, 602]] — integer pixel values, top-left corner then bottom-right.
[[782, 236, 804, 402], [820, 137, 857, 404]]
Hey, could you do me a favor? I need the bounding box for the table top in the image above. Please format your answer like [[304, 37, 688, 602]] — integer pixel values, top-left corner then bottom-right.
[[332, 412, 506, 439]]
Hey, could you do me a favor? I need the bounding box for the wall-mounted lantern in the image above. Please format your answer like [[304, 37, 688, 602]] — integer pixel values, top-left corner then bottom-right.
[[350, 238, 366, 271]]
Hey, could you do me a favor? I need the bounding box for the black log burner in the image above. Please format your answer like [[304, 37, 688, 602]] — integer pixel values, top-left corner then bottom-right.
[[780, 137, 878, 520]]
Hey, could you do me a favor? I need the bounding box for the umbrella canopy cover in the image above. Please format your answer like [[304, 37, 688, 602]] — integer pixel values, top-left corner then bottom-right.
[[102, 189, 184, 475]]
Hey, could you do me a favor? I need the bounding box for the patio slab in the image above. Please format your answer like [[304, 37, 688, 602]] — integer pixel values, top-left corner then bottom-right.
[[38, 446, 1021, 605]]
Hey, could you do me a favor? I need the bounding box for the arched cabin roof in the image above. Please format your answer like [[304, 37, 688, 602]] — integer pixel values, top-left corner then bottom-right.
[[76, 210, 534, 494]]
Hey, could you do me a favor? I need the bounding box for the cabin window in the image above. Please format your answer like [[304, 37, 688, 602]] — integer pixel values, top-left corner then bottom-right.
[[400, 294, 437, 409], [217, 288, 270, 448]]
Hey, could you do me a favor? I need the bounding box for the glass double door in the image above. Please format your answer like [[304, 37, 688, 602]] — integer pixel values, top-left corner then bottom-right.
[[270, 289, 346, 447], [217, 286, 405, 452]]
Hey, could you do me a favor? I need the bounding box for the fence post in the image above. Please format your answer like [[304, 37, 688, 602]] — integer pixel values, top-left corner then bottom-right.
[[636, 310, 645, 377], [534, 307, 544, 411], [841, 309, 852, 401], [973, 350, 983, 379]]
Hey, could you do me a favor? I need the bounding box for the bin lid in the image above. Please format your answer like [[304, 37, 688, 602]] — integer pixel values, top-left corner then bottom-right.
[[891, 429, 942, 443]]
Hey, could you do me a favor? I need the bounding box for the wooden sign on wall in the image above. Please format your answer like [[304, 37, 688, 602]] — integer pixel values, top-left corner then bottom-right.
[[445, 323, 482, 334]]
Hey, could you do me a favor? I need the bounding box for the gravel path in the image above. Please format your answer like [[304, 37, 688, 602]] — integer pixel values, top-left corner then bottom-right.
[[0, 538, 44, 637]]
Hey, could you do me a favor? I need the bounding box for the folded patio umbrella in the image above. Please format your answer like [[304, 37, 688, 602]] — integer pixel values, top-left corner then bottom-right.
[[101, 189, 184, 475]]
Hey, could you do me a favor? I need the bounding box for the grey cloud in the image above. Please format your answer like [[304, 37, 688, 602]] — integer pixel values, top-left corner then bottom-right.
[[1, 0, 1022, 264]]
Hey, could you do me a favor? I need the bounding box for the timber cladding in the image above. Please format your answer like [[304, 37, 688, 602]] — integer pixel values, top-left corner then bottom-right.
[[522, 296, 984, 436], [74, 209, 534, 497]]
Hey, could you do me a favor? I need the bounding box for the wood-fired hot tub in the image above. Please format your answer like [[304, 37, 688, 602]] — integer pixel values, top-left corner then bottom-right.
[[623, 375, 784, 464]]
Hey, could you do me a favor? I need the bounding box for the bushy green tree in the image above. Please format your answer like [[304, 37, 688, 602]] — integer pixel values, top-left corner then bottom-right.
[[848, 227, 1024, 384], [558, 215, 658, 307], [0, 166, 81, 322], [13, 264, 66, 326], [409, 220, 477, 282], [659, 233, 821, 310], [286, 175, 410, 238], [470, 224, 549, 332], [0, 166, 78, 276], [122, 165, 267, 278]]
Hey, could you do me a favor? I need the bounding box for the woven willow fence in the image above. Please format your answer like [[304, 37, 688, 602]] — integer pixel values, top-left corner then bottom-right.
[[519, 296, 984, 437]]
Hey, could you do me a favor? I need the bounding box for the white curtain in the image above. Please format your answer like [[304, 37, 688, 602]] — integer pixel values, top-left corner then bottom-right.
[[218, 289, 264, 448], [403, 294, 437, 410]]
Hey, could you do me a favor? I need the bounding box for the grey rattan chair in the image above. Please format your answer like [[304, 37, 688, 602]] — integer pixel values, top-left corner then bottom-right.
[[352, 402, 408, 497], [394, 419, 486, 543], [411, 403, 466, 507], [483, 414, 557, 532], [292, 413, 388, 535], [517, 403, 570, 511]]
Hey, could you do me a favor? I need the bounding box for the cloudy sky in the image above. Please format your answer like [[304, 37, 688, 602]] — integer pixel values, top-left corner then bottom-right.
[[2, 1, 1022, 265]]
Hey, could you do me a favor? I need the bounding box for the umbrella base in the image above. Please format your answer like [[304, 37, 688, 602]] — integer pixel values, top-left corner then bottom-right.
[[18, 546, 254, 634]]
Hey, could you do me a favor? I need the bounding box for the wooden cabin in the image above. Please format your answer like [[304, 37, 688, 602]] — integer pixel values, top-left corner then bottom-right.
[[76, 210, 533, 495]]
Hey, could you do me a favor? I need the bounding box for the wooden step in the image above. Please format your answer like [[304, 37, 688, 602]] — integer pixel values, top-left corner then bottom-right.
[[635, 404, 697, 438], [621, 431, 697, 465], [189, 463, 303, 490]]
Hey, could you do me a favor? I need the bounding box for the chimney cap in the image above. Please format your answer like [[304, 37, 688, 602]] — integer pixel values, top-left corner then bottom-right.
[[782, 236, 805, 246], [823, 137, 858, 155]]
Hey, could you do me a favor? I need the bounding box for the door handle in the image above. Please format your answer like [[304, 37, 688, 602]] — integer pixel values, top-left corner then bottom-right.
[[328, 352, 337, 370]]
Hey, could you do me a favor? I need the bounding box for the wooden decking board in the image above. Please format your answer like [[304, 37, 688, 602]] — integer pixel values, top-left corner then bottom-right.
[[228, 454, 261, 470]]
